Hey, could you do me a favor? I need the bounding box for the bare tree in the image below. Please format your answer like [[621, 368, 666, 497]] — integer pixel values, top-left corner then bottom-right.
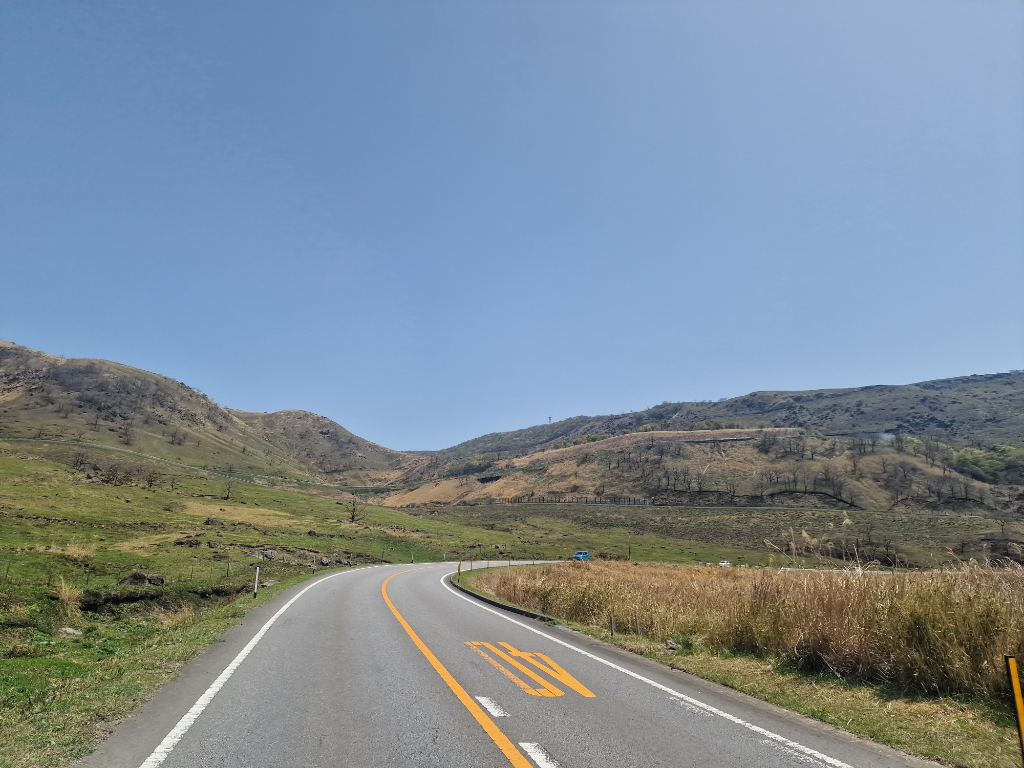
[[695, 465, 711, 492], [882, 467, 912, 508], [346, 500, 367, 524]]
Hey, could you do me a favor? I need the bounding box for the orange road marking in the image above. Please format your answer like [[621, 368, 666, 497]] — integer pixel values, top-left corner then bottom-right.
[[1007, 656, 1024, 758], [473, 642, 565, 697], [500, 643, 596, 698], [466, 642, 562, 697], [382, 570, 532, 768]]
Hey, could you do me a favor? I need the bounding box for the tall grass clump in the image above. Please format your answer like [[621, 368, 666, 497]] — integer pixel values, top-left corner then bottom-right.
[[53, 576, 84, 624], [472, 562, 1024, 697]]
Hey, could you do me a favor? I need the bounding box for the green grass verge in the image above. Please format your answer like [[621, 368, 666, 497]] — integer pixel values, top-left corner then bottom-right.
[[0, 569, 332, 768]]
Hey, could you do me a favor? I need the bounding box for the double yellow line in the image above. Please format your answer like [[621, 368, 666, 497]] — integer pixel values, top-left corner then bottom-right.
[[382, 570, 533, 768]]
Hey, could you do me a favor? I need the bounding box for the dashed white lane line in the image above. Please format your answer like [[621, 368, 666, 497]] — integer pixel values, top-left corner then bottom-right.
[[138, 565, 392, 768], [519, 742, 562, 768], [441, 573, 854, 768], [475, 696, 510, 717]]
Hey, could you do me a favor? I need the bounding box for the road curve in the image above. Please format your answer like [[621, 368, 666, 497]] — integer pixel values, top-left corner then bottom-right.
[[77, 563, 940, 768]]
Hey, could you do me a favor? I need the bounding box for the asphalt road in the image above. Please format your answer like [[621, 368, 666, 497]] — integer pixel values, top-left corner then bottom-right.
[[78, 563, 941, 768]]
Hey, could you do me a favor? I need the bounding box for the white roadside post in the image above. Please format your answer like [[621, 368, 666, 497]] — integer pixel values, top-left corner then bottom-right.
[[253, 566, 260, 599]]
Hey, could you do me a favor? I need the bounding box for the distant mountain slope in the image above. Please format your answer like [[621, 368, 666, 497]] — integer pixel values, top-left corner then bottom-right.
[[439, 372, 1024, 457], [230, 409, 406, 478], [0, 340, 412, 484]]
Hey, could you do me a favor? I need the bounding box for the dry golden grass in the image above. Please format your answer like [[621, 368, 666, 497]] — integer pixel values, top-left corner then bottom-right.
[[22, 543, 96, 557], [507, 428, 798, 466], [110, 532, 184, 552], [150, 604, 197, 626], [472, 561, 1024, 698], [53, 576, 83, 623], [180, 501, 294, 527]]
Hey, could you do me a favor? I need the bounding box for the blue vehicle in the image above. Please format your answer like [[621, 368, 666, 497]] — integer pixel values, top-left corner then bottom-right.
[[572, 550, 590, 561]]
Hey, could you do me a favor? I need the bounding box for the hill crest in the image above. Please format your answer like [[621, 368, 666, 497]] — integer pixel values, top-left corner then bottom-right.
[[438, 371, 1024, 457], [0, 340, 412, 484]]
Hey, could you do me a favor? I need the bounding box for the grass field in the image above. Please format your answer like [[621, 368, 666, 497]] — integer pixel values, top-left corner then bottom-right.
[[423, 502, 1010, 568]]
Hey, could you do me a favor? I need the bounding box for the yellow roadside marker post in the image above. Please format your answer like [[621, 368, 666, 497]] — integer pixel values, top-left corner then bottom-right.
[[1006, 656, 1024, 764]]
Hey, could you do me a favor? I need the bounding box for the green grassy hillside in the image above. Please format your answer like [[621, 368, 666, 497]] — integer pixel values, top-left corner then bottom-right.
[[230, 409, 406, 482]]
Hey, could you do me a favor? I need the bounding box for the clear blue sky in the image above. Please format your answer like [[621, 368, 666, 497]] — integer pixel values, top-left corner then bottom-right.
[[2, 1, 1022, 450]]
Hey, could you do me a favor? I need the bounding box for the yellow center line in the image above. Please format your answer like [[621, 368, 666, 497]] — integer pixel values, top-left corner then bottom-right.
[[381, 569, 533, 768]]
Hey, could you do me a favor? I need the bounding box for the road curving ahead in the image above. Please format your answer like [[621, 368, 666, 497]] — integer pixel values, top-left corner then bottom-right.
[[77, 562, 941, 768]]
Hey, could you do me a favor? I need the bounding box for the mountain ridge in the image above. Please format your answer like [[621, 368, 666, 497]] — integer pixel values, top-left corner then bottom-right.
[[438, 372, 1024, 457], [2, 339, 1021, 493]]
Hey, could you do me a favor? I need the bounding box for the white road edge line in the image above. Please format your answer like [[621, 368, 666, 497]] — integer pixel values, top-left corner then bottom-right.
[[137, 565, 388, 768], [519, 742, 561, 768], [475, 696, 510, 717], [441, 573, 853, 768]]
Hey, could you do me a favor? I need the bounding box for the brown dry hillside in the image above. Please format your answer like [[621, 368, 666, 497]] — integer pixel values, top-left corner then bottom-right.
[[0, 340, 415, 484], [383, 429, 1023, 517]]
